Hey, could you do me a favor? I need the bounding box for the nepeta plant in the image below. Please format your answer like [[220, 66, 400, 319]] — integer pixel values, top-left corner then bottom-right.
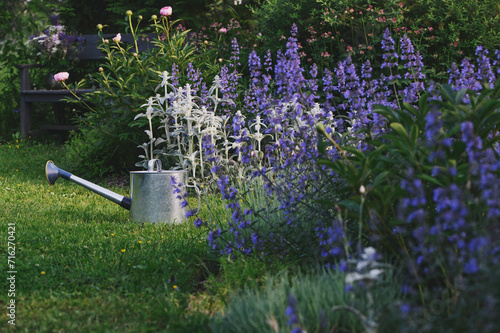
[[318, 79, 500, 303], [133, 26, 500, 292]]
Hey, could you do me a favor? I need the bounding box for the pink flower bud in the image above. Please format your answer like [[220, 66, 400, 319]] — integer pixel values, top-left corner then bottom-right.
[[54, 72, 69, 82], [113, 33, 121, 43], [160, 6, 172, 16]]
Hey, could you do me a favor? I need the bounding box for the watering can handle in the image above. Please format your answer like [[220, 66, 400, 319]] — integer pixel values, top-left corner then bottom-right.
[[186, 183, 202, 215], [148, 159, 162, 172]]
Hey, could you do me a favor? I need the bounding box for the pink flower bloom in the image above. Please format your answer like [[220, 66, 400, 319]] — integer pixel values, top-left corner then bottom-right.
[[160, 6, 172, 16], [219, 27, 227, 33], [54, 72, 69, 82], [113, 33, 121, 43]]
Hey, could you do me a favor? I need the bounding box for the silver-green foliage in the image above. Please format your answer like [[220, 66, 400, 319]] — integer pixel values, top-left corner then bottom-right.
[[210, 267, 402, 333]]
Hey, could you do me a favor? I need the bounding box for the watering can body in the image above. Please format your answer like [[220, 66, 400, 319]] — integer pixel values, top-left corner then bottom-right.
[[129, 170, 187, 224], [45, 160, 187, 224]]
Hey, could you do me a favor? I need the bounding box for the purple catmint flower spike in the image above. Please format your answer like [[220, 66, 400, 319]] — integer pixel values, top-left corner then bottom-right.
[[381, 28, 398, 70], [230, 37, 240, 68], [475, 46, 495, 87], [400, 35, 425, 103], [459, 58, 481, 93]]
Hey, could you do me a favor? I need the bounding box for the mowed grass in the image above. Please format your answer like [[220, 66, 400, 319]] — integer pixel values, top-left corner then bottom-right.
[[0, 140, 225, 332]]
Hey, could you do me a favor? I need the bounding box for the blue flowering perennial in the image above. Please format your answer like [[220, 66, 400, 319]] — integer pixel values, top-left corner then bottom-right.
[[341, 81, 500, 296], [140, 23, 500, 283]]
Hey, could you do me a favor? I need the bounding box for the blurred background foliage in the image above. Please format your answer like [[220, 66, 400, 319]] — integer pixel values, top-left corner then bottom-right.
[[57, 0, 257, 33]]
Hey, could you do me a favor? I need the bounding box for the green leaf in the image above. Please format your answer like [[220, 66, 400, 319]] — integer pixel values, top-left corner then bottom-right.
[[390, 122, 409, 140], [418, 92, 430, 116], [479, 99, 500, 120], [417, 174, 444, 187], [373, 104, 399, 122], [440, 84, 455, 103], [402, 102, 419, 118], [450, 141, 466, 160], [317, 157, 338, 169], [455, 89, 467, 105], [372, 171, 391, 188], [338, 199, 361, 214], [410, 124, 419, 149]]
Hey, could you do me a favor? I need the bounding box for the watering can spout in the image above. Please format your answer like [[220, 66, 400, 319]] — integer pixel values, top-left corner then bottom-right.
[[45, 160, 132, 210]]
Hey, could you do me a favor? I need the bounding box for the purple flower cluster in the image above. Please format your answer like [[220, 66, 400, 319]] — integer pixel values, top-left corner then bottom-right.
[[30, 15, 85, 63], [274, 24, 305, 104], [396, 103, 500, 288], [170, 176, 189, 211], [186, 62, 208, 103], [400, 35, 425, 103], [285, 294, 303, 333], [461, 122, 500, 219]]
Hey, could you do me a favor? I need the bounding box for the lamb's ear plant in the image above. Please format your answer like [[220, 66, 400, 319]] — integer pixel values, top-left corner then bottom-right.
[[135, 72, 234, 182]]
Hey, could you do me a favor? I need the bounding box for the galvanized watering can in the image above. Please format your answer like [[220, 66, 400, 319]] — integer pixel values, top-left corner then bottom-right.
[[45, 159, 188, 224]]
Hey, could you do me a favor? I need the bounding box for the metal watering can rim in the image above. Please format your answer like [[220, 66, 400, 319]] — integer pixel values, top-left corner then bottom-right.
[[129, 159, 187, 174]]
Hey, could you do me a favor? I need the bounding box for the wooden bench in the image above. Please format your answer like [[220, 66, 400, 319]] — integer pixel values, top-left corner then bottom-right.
[[17, 33, 155, 138]]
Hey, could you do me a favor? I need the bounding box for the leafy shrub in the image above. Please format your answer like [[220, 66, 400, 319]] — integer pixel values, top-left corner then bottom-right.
[[403, 0, 500, 64], [249, 0, 323, 52], [319, 78, 500, 274], [59, 0, 253, 34], [0, 0, 50, 141], [314, 60, 500, 332]]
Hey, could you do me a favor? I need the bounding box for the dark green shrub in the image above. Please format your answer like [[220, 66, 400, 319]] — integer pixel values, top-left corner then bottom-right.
[[59, 0, 253, 34], [251, 0, 499, 77], [0, 0, 51, 141], [249, 0, 323, 52], [403, 0, 500, 65]]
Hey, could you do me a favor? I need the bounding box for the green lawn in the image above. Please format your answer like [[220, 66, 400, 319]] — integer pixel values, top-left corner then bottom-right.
[[0, 140, 222, 332]]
